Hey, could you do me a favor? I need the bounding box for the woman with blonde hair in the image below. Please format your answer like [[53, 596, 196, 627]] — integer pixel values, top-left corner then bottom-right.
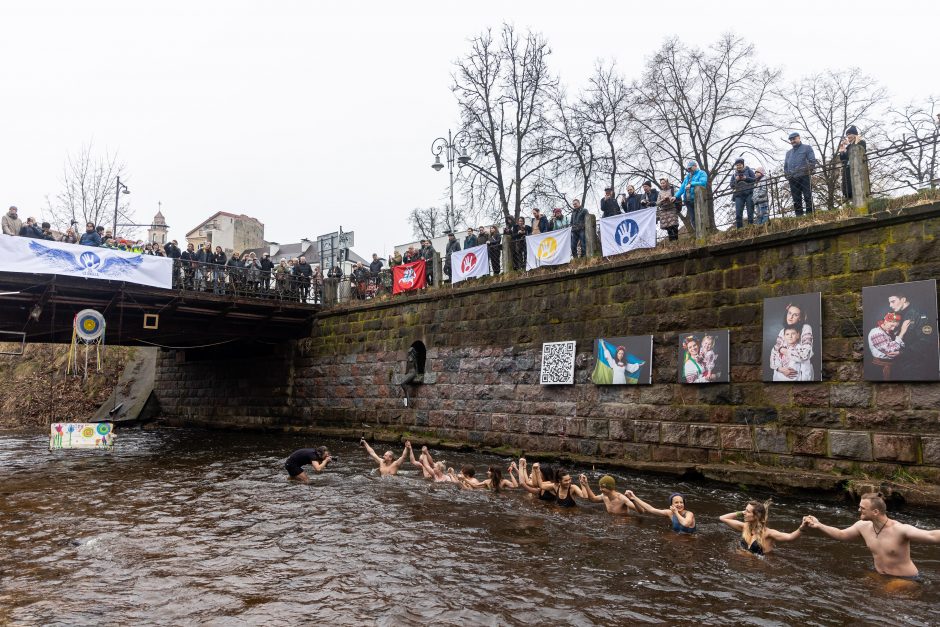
[[719, 500, 807, 555]]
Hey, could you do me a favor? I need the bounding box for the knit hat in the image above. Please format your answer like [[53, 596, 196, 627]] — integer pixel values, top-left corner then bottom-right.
[[846, 125, 859, 136], [733, 158, 745, 166], [643, 180, 653, 187], [788, 132, 800, 140], [598, 475, 616, 490]]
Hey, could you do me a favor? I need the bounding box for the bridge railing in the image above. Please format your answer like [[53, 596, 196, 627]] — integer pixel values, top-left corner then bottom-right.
[[170, 259, 324, 304]]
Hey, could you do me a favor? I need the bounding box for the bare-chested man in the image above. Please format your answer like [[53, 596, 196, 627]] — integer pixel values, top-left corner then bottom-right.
[[361, 438, 411, 476], [803, 492, 940, 580], [581, 475, 638, 515]]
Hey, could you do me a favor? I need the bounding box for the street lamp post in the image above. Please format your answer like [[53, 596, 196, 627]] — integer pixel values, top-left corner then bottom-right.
[[112, 176, 131, 238], [430, 130, 470, 217]]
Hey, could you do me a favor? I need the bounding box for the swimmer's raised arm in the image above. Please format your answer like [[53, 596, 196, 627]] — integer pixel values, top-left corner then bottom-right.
[[361, 439, 383, 464], [902, 525, 940, 544], [580, 476, 604, 503], [390, 441, 412, 472], [625, 491, 664, 517], [719, 510, 746, 532], [766, 521, 806, 543]]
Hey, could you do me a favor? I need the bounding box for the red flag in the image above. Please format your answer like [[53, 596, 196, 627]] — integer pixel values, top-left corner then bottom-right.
[[392, 259, 427, 294]]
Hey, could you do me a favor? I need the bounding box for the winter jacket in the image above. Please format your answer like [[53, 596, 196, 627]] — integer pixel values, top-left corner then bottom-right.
[[621, 193, 642, 213], [79, 231, 102, 246], [531, 215, 549, 234], [464, 235, 478, 248], [640, 189, 659, 208], [570, 206, 587, 231], [753, 178, 769, 204], [548, 214, 570, 231], [600, 196, 621, 218], [676, 169, 708, 201], [728, 166, 756, 196], [2, 214, 22, 236], [784, 143, 818, 178]]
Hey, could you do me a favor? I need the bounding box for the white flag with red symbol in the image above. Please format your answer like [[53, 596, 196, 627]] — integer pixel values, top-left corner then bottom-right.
[[451, 244, 490, 284]]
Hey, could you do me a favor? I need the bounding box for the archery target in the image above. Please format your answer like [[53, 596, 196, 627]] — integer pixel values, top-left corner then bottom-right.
[[74, 309, 106, 342]]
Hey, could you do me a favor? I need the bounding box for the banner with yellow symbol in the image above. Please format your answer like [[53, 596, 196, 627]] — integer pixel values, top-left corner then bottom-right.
[[525, 227, 572, 271]]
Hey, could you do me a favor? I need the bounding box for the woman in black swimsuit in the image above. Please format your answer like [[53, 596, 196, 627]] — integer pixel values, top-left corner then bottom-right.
[[720, 500, 807, 555], [536, 469, 589, 508], [516, 460, 557, 502]]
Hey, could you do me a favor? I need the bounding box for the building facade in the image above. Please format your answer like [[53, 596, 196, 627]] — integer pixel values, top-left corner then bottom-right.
[[147, 210, 168, 246], [186, 212, 264, 254]]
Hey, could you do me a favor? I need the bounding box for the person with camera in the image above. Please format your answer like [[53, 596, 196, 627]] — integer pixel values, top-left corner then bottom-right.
[[639, 181, 658, 211], [784, 132, 818, 215], [284, 446, 333, 483], [728, 157, 756, 228], [600, 187, 621, 218], [361, 438, 412, 477]]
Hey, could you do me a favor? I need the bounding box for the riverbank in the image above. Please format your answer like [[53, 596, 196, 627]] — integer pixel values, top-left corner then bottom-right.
[[0, 344, 136, 429]]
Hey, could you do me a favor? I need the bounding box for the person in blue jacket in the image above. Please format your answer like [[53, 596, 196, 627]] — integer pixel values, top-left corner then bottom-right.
[[784, 132, 818, 215], [675, 161, 708, 230]]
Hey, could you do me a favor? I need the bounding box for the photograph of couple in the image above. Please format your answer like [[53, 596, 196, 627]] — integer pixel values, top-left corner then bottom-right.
[[678, 330, 729, 384], [761, 293, 823, 382], [863, 280, 940, 382]]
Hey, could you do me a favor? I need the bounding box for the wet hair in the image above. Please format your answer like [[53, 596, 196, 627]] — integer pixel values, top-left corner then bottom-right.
[[861, 492, 887, 514], [744, 499, 771, 545], [553, 467, 566, 485], [461, 465, 476, 478], [488, 466, 503, 493], [314, 446, 329, 460]]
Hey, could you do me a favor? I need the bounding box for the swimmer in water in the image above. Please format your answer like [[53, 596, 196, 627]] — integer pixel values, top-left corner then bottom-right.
[[284, 446, 332, 483], [457, 465, 485, 489], [581, 475, 639, 515], [360, 438, 411, 476], [412, 446, 457, 483], [625, 491, 696, 532], [469, 465, 517, 493], [516, 460, 557, 502], [719, 500, 806, 555], [536, 469, 588, 508], [803, 492, 940, 582]]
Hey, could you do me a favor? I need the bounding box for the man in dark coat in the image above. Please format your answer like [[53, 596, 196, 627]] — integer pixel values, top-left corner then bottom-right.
[[620, 186, 642, 213], [729, 157, 757, 228], [887, 289, 939, 381], [444, 232, 461, 281], [600, 187, 621, 218]]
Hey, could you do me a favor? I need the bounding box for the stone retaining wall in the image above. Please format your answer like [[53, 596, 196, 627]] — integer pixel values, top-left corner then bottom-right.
[[154, 203, 940, 484]]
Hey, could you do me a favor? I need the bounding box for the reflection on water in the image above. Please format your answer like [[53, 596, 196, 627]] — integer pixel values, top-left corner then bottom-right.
[[1, 429, 938, 626]]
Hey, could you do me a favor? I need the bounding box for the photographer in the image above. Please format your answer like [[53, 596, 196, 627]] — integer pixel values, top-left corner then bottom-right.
[[728, 158, 756, 228], [639, 181, 658, 211], [284, 446, 332, 483]]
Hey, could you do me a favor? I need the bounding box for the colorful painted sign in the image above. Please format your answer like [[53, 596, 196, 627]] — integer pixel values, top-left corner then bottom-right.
[[50, 423, 114, 450]]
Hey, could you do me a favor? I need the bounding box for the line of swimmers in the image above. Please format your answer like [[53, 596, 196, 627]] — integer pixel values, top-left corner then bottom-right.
[[284, 441, 940, 584]]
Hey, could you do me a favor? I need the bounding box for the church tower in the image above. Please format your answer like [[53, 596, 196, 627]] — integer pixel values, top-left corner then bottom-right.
[[147, 203, 168, 246]]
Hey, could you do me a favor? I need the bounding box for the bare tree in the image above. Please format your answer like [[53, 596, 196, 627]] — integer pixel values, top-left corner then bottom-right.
[[537, 85, 597, 211], [887, 96, 940, 191], [629, 35, 781, 230], [452, 24, 558, 225], [579, 60, 632, 193], [407, 205, 465, 240], [776, 68, 888, 209], [44, 144, 134, 235]]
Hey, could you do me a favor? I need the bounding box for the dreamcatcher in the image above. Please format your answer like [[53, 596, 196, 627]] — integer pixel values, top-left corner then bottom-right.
[[67, 309, 106, 380]]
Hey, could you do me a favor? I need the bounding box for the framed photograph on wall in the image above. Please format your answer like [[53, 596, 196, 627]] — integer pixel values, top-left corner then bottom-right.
[[677, 330, 730, 384], [762, 292, 823, 382], [540, 341, 576, 385], [591, 336, 653, 385], [863, 279, 940, 382]]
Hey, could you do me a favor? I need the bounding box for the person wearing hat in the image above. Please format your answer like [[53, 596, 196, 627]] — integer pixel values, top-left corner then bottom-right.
[[784, 132, 818, 215], [728, 157, 756, 229], [753, 167, 770, 225], [600, 186, 621, 218], [548, 207, 569, 231], [639, 180, 658, 210], [581, 475, 639, 516], [838, 125, 867, 203], [675, 161, 708, 229], [2, 206, 22, 236]]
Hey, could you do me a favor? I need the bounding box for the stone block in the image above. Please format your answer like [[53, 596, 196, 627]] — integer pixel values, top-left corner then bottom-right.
[[830, 384, 873, 408], [828, 430, 873, 461], [872, 434, 919, 463], [720, 426, 753, 450], [609, 419, 633, 441], [651, 445, 679, 462], [873, 385, 909, 409], [754, 428, 788, 454], [791, 428, 828, 456], [587, 419, 610, 439], [791, 385, 829, 407], [660, 422, 690, 446], [923, 436, 940, 465], [633, 420, 661, 443], [909, 386, 940, 410], [689, 424, 720, 448]]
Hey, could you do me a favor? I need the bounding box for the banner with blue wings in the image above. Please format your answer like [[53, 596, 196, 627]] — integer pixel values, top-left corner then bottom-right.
[[0, 236, 173, 289]]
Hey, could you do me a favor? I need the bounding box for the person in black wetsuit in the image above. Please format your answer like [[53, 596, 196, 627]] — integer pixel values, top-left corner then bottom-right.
[[284, 446, 332, 483], [719, 500, 806, 555]]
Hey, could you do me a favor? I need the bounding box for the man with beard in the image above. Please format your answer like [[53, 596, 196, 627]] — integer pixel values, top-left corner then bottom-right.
[[887, 289, 939, 380]]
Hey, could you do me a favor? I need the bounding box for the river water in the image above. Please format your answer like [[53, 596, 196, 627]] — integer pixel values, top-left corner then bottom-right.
[[1, 428, 938, 626]]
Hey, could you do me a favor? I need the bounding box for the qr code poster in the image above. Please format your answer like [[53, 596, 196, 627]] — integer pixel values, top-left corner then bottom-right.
[[540, 341, 576, 385]]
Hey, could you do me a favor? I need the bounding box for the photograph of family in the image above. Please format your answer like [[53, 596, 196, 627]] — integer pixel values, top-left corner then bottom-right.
[[591, 336, 653, 385], [677, 330, 729, 384], [761, 293, 823, 382], [863, 279, 940, 381]]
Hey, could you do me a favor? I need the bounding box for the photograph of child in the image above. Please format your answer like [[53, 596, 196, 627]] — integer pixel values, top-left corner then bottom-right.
[[863, 280, 940, 381], [677, 330, 729, 384], [591, 336, 653, 385], [762, 292, 822, 382]]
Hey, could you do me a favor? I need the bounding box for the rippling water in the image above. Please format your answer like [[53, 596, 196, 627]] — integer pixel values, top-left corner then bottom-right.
[[1, 428, 938, 626]]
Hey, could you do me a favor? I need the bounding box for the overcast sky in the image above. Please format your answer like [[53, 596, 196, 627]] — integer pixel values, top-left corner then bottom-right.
[[1, 0, 934, 258]]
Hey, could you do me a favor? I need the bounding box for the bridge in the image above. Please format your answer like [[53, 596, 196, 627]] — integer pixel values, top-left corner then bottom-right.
[[0, 271, 317, 348]]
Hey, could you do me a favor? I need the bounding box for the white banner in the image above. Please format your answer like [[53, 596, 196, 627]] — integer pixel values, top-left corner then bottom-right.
[[526, 227, 572, 271], [599, 208, 657, 257], [0, 235, 173, 289], [451, 244, 489, 284]]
